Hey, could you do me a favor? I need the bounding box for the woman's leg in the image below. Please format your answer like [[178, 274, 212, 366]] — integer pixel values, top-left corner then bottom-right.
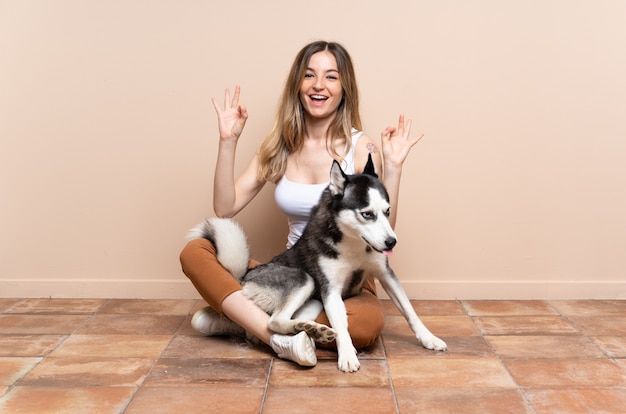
[[180, 238, 244, 313], [315, 278, 385, 349], [180, 238, 317, 365]]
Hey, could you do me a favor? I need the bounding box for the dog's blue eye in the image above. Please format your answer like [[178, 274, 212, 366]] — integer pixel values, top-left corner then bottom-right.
[[361, 211, 375, 220]]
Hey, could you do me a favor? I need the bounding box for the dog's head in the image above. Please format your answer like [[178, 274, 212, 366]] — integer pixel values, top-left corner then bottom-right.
[[328, 154, 397, 255]]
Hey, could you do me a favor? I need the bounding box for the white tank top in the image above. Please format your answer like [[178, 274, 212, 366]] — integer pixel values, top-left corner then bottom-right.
[[275, 130, 364, 248]]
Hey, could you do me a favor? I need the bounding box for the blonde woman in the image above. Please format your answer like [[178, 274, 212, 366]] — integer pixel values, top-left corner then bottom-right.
[[180, 41, 422, 366]]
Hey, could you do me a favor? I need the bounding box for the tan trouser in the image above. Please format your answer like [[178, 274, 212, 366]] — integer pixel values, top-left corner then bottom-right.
[[180, 238, 385, 349]]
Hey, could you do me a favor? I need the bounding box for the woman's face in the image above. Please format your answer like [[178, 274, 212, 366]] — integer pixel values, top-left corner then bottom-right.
[[299, 51, 344, 121]]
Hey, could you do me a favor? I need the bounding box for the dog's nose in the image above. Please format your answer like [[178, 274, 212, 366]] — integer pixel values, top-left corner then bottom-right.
[[385, 237, 397, 250]]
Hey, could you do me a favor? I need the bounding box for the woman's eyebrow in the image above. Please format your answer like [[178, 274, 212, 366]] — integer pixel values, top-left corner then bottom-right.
[[306, 67, 339, 73]]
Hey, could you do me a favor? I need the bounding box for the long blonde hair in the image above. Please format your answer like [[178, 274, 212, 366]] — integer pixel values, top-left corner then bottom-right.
[[257, 41, 362, 183]]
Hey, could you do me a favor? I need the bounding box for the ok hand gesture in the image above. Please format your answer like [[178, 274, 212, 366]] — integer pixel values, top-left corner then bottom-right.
[[381, 114, 424, 168], [212, 85, 248, 143]]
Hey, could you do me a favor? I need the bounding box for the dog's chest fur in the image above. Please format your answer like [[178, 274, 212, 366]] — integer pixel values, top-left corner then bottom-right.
[[315, 238, 383, 298]]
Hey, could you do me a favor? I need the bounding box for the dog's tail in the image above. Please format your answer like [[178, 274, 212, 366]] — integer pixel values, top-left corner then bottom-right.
[[186, 217, 250, 281]]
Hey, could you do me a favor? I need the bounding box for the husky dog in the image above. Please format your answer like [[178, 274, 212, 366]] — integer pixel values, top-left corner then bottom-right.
[[188, 156, 447, 372]]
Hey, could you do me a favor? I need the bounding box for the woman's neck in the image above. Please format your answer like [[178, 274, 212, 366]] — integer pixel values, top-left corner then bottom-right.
[[304, 114, 335, 142]]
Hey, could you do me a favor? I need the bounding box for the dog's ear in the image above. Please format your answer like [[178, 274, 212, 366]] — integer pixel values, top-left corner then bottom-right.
[[363, 153, 378, 178], [329, 160, 347, 196]]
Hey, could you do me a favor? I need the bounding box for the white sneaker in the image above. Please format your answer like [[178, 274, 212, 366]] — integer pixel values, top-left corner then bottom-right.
[[191, 306, 245, 337], [270, 331, 317, 367]]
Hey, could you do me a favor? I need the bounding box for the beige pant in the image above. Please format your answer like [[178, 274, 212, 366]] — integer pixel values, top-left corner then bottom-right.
[[180, 238, 385, 349]]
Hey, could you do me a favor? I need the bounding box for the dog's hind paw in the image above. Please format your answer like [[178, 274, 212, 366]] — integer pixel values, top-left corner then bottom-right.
[[295, 321, 337, 344], [419, 334, 448, 352]]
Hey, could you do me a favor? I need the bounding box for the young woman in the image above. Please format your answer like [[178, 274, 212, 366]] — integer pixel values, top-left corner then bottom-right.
[[180, 40, 422, 367]]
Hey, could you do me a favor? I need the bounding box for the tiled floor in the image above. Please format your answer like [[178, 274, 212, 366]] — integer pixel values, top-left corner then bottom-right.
[[1, 298, 625, 413]]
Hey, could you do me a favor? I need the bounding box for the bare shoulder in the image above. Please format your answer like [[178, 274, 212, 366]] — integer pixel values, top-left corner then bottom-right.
[[354, 133, 383, 174]]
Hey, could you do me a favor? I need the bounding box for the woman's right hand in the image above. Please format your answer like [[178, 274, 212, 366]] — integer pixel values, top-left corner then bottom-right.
[[211, 86, 248, 142]]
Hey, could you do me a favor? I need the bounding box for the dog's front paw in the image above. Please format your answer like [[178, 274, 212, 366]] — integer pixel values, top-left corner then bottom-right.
[[337, 352, 360, 373], [419, 334, 447, 351]]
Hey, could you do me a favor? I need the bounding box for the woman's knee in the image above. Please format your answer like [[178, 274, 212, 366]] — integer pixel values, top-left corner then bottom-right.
[[316, 293, 385, 349], [348, 300, 385, 348], [180, 238, 216, 275]]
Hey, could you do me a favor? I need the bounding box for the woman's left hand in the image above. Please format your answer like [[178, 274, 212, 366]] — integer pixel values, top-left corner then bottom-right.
[[381, 114, 424, 168]]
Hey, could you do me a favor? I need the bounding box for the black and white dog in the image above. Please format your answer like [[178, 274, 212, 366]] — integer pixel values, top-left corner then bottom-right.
[[188, 155, 446, 372]]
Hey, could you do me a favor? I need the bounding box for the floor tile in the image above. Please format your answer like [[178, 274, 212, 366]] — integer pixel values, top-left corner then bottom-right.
[[125, 386, 264, 414], [383, 314, 479, 337], [20, 357, 154, 387], [382, 300, 467, 316], [0, 299, 22, 312], [4, 298, 107, 314], [384, 334, 495, 359], [357, 336, 386, 359], [49, 334, 171, 358], [316, 336, 385, 360], [395, 387, 533, 414], [473, 316, 578, 335], [0, 386, 136, 414], [161, 334, 270, 359], [2, 298, 624, 413], [0, 335, 66, 357], [487, 335, 607, 359], [462, 300, 558, 316], [592, 335, 626, 357], [567, 315, 626, 336], [388, 357, 516, 388], [76, 314, 185, 335], [549, 300, 626, 316], [505, 359, 626, 388], [0, 357, 42, 386], [145, 358, 270, 387], [176, 315, 202, 335], [269, 359, 389, 387], [0, 315, 88, 334], [263, 386, 397, 414], [98, 299, 196, 315], [525, 388, 626, 414]]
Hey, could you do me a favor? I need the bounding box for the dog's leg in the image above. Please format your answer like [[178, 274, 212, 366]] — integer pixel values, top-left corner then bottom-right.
[[323, 291, 360, 372], [293, 299, 323, 320], [293, 299, 336, 343], [267, 279, 336, 344], [378, 272, 447, 351]]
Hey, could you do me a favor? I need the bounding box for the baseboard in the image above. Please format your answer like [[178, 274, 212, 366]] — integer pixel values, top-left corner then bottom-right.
[[2, 278, 626, 300], [375, 280, 626, 300], [0, 279, 201, 299]]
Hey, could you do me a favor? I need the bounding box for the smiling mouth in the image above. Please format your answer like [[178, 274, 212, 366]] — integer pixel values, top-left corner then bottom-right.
[[309, 94, 328, 102]]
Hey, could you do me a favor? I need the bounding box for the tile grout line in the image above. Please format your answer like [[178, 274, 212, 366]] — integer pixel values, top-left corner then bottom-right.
[[121, 299, 198, 413], [259, 358, 274, 414], [0, 298, 114, 399], [380, 334, 401, 414], [545, 300, 620, 364], [458, 299, 539, 414]]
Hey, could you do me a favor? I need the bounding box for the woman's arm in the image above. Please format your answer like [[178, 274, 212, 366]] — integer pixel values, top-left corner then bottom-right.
[[380, 115, 423, 228], [212, 86, 265, 217]]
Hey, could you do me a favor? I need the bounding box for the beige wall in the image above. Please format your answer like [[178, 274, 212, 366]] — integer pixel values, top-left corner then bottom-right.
[[1, 0, 625, 299]]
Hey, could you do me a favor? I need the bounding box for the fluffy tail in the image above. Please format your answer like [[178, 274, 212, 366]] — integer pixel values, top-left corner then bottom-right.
[[186, 217, 250, 281]]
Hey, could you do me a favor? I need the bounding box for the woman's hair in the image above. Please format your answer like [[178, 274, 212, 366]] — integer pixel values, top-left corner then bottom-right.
[[257, 41, 362, 183]]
